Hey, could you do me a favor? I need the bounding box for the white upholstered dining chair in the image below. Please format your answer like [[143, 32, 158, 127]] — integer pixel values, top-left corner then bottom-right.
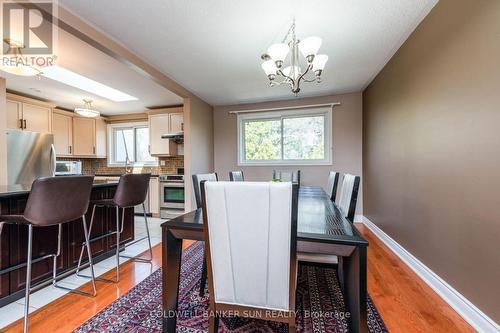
[[326, 171, 341, 202], [201, 181, 299, 333], [298, 173, 361, 265], [337, 174, 360, 222]]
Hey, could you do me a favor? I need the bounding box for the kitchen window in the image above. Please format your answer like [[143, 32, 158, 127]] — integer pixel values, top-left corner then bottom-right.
[[237, 107, 332, 165], [108, 122, 157, 167]]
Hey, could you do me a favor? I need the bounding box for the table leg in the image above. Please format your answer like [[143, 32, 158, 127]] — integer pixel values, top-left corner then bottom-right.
[[162, 227, 183, 333], [343, 246, 368, 333]]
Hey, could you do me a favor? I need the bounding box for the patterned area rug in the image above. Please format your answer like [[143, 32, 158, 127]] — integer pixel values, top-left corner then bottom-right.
[[74, 242, 388, 332]]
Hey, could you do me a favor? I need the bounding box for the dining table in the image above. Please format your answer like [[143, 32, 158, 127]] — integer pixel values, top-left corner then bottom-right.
[[161, 186, 369, 333]]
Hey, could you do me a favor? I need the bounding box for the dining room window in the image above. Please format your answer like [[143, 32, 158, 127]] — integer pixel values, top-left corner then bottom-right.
[[108, 122, 157, 167], [237, 107, 332, 165]]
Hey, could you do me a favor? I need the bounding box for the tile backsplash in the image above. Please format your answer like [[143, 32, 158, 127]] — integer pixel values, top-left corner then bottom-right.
[[59, 156, 184, 175]]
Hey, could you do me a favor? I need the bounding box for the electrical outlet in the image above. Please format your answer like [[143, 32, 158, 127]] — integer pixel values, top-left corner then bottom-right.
[[160, 160, 166, 166]]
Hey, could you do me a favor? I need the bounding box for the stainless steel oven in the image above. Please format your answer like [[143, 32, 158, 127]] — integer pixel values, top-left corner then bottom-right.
[[160, 174, 185, 210]]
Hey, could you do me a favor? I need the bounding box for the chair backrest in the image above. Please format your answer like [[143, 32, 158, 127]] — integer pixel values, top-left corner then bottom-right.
[[113, 173, 151, 208], [337, 174, 360, 222], [201, 181, 298, 312], [24, 176, 94, 226], [229, 170, 244, 182], [272, 170, 300, 185], [192, 173, 218, 209], [326, 171, 340, 202]]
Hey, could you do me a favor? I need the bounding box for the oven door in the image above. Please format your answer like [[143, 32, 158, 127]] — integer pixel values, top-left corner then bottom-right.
[[160, 182, 185, 209]]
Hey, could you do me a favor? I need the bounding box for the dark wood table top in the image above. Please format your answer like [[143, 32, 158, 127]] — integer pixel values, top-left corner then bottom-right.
[[162, 186, 368, 247]]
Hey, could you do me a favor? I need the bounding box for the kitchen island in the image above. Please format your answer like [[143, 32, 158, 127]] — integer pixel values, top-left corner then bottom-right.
[[0, 180, 135, 306]]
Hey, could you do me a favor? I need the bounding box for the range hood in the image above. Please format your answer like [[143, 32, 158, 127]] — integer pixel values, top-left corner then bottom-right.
[[161, 132, 184, 143]]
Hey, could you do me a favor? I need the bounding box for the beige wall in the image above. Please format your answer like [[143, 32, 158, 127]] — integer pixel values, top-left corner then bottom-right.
[[214, 92, 363, 216], [0, 78, 6, 185], [184, 96, 214, 211], [363, 0, 500, 322]]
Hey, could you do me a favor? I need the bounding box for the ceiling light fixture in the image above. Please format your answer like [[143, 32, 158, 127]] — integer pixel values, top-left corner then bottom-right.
[[42, 66, 138, 102], [261, 19, 328, 95], [74, 99, 100, 118], [0, 39, 43, 76]]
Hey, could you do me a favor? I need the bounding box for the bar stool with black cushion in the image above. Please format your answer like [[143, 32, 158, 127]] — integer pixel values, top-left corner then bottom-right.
[[192, 173, 217, 296], [273, 169, 301, 185], [76, 173, 152, 283], [0, 176, 96, 333], [297, 174, 361, 265], [201, 181, 299, 333], [229, 170, 244, 181], [326, 171, 341, 202]]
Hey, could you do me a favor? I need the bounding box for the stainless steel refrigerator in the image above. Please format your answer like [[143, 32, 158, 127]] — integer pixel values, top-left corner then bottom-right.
[[6, 130, 56, 186]]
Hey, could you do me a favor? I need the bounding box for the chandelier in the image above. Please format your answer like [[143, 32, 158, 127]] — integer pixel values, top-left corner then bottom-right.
[[261, 20, 328, 95], [75, 99, 100, 118]]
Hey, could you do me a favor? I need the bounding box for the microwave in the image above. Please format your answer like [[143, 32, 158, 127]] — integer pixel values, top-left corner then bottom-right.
[[55, 160, 82, 176]]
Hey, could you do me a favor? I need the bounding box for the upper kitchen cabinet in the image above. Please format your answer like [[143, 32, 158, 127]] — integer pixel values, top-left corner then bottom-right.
[[73, 117, 96, 156], [169, 113, 184, 133], [52, 111, 73, 156], [6, 93, 53, 133], [52, 109, 107, 158], [148, 107, 182, 156]]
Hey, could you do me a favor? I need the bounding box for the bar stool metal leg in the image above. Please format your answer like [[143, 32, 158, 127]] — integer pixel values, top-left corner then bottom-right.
[[115, 206, 121, 282], [24, 224, 33, 333], [119, 203, 153, 263], [53, 218, 97, 297]]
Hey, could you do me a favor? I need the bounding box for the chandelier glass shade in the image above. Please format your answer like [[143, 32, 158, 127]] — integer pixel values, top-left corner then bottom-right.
[[261, 20, 328, 95], [75, 99, 100, 118]]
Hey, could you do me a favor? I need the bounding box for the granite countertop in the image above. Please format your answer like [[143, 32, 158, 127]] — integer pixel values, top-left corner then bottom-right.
[[0, 180, 119, 198]]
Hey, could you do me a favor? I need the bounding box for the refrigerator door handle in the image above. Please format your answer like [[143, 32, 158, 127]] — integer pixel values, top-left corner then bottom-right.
[[50, 144, 57, 176]]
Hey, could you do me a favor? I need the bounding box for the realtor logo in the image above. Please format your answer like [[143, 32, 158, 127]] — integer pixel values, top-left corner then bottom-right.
[[2, 0, 54, 54], [0, 0, 57, 71]]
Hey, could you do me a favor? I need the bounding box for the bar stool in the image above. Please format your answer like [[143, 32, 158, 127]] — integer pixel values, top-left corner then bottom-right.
[[76, 173, 151, 283], [0, 176, 96, 333]]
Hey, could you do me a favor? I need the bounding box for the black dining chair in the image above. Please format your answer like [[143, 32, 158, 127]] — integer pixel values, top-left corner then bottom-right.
[[229, 170, 244, 181], [0, 176, 95, 333], [272, 170, 301, 185], [326, 171, 340, 202], [192, 172, 218, 296]]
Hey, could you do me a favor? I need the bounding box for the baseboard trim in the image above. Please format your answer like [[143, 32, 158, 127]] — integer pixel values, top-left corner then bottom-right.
[[360, 216, 500, 333]]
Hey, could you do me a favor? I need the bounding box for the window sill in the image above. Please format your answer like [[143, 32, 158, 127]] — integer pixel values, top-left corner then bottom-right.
[[238, 160, 332, 167]]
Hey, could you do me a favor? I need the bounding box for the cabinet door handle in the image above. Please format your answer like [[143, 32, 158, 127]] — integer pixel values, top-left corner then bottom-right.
[[181, 123, 184, 131], [93, 146, 96, 154], [23, 119, 27, 129], [19, 119, 23, 129], [69, 146, 72, 154]]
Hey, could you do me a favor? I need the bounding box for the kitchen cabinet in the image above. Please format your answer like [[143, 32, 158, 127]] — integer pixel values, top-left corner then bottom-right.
[[149, 177, 160, 216], [149, 113, 177, 156], [6, 100, 21, 129], [52, 112, 73, 156], [73, 117, 96, 156], [6, 95, 53, 133], [95, 117, 107, 158], [169, 113, 184, 133]]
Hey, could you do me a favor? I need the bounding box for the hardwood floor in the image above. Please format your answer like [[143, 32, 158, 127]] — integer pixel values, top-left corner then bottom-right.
[[2, 240, 195, 333], [356, 224, 475, 333], [2, 227, 474, 333]]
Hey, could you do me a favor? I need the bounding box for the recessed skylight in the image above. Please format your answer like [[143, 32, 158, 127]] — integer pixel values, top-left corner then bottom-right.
[[42, 66, 138, 102]]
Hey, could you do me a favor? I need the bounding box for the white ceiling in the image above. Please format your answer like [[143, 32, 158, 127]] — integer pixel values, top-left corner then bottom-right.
[[60, 0, 438, 106], [2, 27, 183, 115]]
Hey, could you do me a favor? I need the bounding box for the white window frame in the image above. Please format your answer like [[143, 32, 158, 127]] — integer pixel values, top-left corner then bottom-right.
[[107, 121, 158, 167], [237, 107, 332, 166]]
